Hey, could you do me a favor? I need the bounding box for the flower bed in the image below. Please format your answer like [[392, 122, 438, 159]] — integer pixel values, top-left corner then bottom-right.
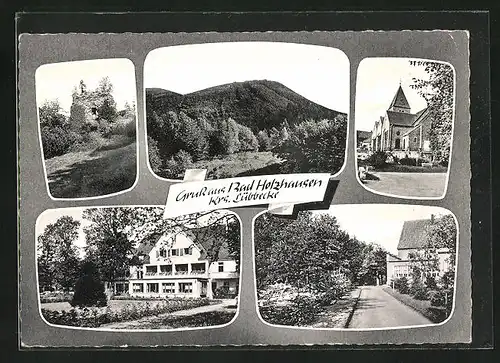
[[259, 295, 322, 326], [383, 287, 449, 323], [41, 297, 210, 328]]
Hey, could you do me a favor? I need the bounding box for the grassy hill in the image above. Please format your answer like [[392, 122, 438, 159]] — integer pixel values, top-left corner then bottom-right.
[[146, 80, 344, 132]]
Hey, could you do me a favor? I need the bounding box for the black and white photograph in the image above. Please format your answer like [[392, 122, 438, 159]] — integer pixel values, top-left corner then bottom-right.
[[254, 205, 457, 329], [35, 59, 138, 199], [355, 58, 455, 199], [144, 42, 349, 180], [36, 207, 240, 330]]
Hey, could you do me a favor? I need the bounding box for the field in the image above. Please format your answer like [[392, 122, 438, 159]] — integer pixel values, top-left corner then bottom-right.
[[191, 151, 283, 179], [45, 137, 136, 198]]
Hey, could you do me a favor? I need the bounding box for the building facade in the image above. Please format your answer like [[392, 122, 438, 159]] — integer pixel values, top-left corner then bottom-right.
[[371, 85, 433, 160], [386, 215, 452, 285], [112, 231, 239, 299]]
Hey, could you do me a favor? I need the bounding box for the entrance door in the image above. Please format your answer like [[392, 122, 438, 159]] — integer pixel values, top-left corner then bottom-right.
[[395, 138, 401, 149], [201, 281, 207, 297]]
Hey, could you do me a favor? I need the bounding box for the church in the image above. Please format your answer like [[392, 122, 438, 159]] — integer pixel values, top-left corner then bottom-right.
[[371, 84, 433, 160]]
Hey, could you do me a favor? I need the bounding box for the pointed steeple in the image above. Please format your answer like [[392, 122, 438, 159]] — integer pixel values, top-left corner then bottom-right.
[[388, 85, 411, 113]]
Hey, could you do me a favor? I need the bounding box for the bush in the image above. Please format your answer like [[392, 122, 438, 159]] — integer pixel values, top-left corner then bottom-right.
[[163, 149, 193, 178], [41, 126, 82, 158], [71, 261, 107, 308], [393, 277, 409, 294], [410, 280, 429, 300], [428, 289, 445, 307], [399, 157, 418, 166], [213, 286, 237, 299], [367, 151, 388, 168], [425, 276, 438, 290], [259, 295, 321, 326]]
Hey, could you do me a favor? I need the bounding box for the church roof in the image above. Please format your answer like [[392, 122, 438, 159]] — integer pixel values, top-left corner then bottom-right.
[[386, 110, 416, 126], [397, 219, 433, 250], [389, 85, 411, 110]]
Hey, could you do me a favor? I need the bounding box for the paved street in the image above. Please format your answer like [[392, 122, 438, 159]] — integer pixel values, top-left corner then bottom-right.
[[348, 286, 431, 329]]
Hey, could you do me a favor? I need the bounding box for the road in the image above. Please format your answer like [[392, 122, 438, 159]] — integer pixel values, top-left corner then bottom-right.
[[348, 286, 431, 329]]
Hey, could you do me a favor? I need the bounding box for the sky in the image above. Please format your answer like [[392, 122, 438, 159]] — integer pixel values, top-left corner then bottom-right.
[[144, 42, 350, 114], [355, 57, 444, 132], [35, 58, 137, 114], [311, 204, 453, 255]]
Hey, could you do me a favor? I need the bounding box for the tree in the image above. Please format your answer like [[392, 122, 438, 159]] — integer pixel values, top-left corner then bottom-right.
[[39, 99, 67, 128], [257, 130, 272, 151], [236, 123, 259, 152], [359, 244, 387, 285], [211, 118, 240, 155], [71, 261, 107, 307], [409, 60, 454, 164], [83, 208, 140, 284], [277, 115, 347, 173], [147, 136, 163, 173], [178, 112, 209, 161], [37, 216, 81, 292], [96, 77, 117, 122]]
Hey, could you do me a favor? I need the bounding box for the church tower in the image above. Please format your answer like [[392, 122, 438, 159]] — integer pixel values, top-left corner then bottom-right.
[[388, 84, 411, 113]]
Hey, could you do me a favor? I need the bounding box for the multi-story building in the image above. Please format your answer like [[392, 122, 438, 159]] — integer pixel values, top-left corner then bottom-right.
[[386, 215, 452, 284], [112, 229, 239, 299]]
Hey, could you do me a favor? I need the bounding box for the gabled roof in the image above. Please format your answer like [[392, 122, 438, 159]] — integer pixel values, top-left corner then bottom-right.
[[397, 219, 433, 250], [389, 85, 411, 110], [386, 110, 416, 126]]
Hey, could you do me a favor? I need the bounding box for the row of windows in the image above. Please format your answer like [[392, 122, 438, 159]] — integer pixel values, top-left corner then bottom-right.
[[132, 282, 193, 294], [158, 247, 193, 257]]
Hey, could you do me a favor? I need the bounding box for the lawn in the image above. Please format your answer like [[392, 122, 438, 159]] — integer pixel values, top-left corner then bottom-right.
[[190, 151, 283, 179], [362, 172, 447, 198], [45, 138, 137, 198]]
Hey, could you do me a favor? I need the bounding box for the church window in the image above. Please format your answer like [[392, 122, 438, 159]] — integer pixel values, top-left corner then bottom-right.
[[396, 131, 400, 136]]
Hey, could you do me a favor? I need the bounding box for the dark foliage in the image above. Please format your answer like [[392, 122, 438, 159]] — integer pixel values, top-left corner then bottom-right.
[[367, 151, 388, 168], [70, 261, 108, 308], [259, 295, 321, 326]]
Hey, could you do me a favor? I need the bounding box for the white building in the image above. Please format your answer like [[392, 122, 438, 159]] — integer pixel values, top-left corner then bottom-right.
[[386, 215, 452, 284], [113, 229, 239, 299]]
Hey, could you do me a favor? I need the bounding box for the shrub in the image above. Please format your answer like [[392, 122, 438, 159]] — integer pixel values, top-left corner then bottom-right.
[[399, 157, 418, 166], [213, 286, 237, 299], [428, 289, 445, 307], [163, 149, 193, 178], [425, 276, 438, 290], [41, 126, 81, 158], [393, 277, 409, 294], [259, 295, 321, 326], [257, 130, 272, 151], [410, 280, 429, 300], [70, 261, 107, 308], [367, 151, 388, 168], [236, 124, 259, 152]]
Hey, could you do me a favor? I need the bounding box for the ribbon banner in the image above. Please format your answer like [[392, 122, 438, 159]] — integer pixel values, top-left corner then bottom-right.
[[163, 172, 331, 219]]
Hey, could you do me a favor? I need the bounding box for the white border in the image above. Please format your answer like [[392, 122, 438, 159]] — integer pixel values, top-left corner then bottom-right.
[[142, 41, 350, 183], [34, 205, 243, 332], [354, 57, 457, 200], [35, 58, 140, 201], [251, 204, 460, 332]]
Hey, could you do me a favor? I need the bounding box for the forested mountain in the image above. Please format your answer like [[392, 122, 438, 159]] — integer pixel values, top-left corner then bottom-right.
[[146, 80, 343, 132]]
